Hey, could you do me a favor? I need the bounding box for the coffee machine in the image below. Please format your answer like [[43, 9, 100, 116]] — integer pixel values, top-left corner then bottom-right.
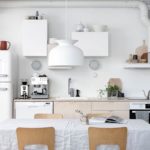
[[31, 75, 49, 99], [20, 79, 29, 99]]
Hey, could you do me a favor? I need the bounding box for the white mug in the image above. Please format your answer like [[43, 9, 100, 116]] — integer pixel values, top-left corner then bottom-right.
[[92, 25, 100, 32], [92, 25, 108, 32], [101, 25, 108, 32]]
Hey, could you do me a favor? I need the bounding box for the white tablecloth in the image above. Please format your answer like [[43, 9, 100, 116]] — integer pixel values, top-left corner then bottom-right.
[[0, 119, 149, 150]]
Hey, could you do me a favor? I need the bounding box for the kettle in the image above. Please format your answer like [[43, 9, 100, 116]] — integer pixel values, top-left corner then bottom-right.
[[0, 41, 11, 50]]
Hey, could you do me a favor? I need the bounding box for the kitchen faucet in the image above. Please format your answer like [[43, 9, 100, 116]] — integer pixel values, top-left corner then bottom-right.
[[143, 90, 150, 100], [68, 78, 74, 97]]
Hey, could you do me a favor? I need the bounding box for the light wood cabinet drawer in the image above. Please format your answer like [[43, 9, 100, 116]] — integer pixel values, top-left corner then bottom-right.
[[54, 102, 74, 118], [74, 102, 92, 118], [92, 102, 129, 110], [91, 110, 129, 119], [54, 102, 91, 118], [111, 111, 129, 119]]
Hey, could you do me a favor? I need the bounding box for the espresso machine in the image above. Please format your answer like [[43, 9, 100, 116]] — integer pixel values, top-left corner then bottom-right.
[[31, 75, 49, 99], [20, 79, 29, 99]]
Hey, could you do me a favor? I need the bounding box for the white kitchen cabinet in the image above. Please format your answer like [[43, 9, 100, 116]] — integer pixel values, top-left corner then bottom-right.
[[22, 20, 47, 56], [0, 83, 12, 120], [71, 32, 108, 57], [14, 101, 53, 119]]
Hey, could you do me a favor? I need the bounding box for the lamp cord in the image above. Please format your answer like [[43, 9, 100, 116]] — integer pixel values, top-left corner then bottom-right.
[[65, 0, 68, 40]]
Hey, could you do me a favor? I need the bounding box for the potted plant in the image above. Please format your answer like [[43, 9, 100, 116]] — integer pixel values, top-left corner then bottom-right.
[[106, 85, 120, 97]]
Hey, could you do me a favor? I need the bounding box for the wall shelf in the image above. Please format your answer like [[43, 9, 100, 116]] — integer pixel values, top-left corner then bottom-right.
[[124, 63, 150, 69]]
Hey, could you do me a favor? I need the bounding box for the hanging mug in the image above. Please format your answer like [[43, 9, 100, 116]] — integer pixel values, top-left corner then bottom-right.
[[0, 41, 11, 50]]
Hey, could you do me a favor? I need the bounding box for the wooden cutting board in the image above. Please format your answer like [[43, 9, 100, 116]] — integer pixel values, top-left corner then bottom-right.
[[108, 78, 122, 90], [141, 52, 148, 63], [135, 40, 148, 62]]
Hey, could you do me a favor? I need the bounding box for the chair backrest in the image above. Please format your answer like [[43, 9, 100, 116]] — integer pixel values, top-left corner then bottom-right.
[[88, 127, 127, 150], [16, 127, 55, 150], [34, 113, 63, 119]]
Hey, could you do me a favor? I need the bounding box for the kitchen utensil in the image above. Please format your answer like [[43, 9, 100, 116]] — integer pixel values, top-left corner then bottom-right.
[[76, 22, 84, 32], [132, 54, 138, 63], [101, 25, 108, 32], [0, 41, 11, 50], [92, 25, 100, 32], [83, 26, 89, 32], [135, 40, 148, 62], [141, 52, 148, 63], [127, 54, 133, 63], [133, 54, 138, 60], [76, 89, 80, 97], [20, 79, 29, 99], [31, 75, 49, 99]]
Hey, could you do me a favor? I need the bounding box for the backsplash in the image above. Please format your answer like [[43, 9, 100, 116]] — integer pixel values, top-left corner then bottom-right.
[[0, 7, 149, 98]]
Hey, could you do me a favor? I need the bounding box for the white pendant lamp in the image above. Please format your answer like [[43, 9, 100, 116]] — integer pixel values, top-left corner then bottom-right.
[[48, 0, 84, 69], [48, 40, 84, 69]]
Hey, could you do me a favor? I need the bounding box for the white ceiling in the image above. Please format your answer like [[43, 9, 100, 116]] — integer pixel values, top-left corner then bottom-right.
[[0, 0, 149, 7], [0, 0, 149, 3]]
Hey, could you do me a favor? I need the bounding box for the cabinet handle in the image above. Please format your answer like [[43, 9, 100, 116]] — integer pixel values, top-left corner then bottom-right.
[[45, 102, 50, 105], [132, 111, 136, 113], [0, 74, 8, 77], [0, 88, 8, 91], [28, 105, 39, 108]]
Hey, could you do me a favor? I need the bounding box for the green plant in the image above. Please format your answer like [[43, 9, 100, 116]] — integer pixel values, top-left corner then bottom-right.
[[106, 85, 120, 97], [98, 89, 106, 98]]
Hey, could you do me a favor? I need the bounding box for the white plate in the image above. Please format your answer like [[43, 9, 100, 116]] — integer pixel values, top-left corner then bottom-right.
[[31, 60, 42, 70]]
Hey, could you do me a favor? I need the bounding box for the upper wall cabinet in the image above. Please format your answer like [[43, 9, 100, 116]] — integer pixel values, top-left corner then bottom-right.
[[72, 32, 108, 57], [22, 20, 47, 56]]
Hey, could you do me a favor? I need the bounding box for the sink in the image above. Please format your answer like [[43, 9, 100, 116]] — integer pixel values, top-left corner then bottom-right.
[[126, 97, 147, 100]]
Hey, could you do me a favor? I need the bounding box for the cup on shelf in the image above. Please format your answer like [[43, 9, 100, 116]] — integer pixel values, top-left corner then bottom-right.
[[101, 25, 108, 32], [92, 25, 101, 32], [83, 26, 90, 32], [132, 54, 138, 63], [76, 23, 84, 32], [133, 54, 138, 60], [92, 24, 108, 32]]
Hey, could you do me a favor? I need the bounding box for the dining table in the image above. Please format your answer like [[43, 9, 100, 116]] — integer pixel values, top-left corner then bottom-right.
[[0, 118, 150, 150]]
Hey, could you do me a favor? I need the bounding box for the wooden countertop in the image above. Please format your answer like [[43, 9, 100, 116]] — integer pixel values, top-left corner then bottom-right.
[[14, 97, 150, 102]]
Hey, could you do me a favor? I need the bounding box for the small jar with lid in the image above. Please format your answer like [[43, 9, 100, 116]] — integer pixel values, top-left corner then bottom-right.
[[132, 54, 138, 63]]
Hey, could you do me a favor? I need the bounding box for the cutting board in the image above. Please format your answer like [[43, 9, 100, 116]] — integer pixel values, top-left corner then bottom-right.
[[108, 78, 122, 90], [135, 40, 148, 62]]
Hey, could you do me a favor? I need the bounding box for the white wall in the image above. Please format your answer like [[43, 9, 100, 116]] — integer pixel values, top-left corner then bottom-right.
[[0, 7, 149, 98]]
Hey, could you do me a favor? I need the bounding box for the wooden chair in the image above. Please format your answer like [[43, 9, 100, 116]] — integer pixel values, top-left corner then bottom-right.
[[16, 127, 55, 150], [34, 113, 63, 119], [88, 127, 127, 150]]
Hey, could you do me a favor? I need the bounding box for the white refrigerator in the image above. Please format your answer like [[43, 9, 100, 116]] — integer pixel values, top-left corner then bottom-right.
[[0, 50, 17, 121]]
